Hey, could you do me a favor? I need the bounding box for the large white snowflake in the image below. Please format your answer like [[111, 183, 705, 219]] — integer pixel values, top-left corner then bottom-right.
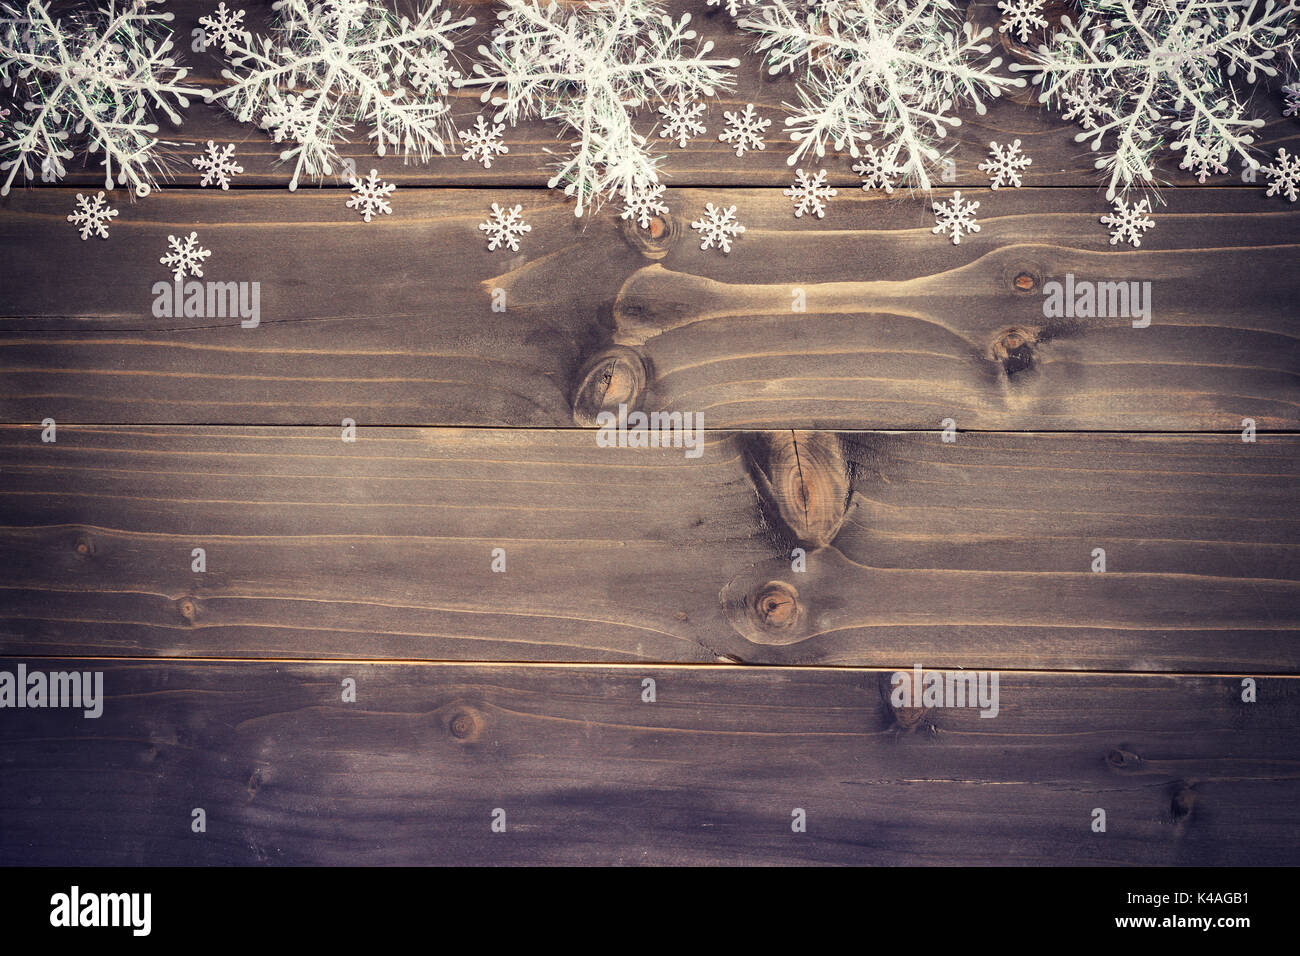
[[739, 0, 1024, 189], [1263, 148, 1300, 202], [459, 115, 508, 168], [1100, 196, 1155, 247], [160, 232, 212, 280], [479, 202, 531, 251], [457, 0, 738, 216], [783, 168, 836, 217], [1011, 0, 1299, 200], [206, 0, 476, 190], [658, 92, 706, 148], [979, 139, 1032, 189], [67, 191, 118, 240], [691, 202, 745, 253], [851, 143, 902, 193], [621, 180, 669, 229], [0, 0, 198, 196], [198, 2, 250, 53], [718, 103, 771, 157], [932, 190, 980, 245], [345, 168, 395, 221], [998, 0, 1048, 44], [192, 140, 244, 189]]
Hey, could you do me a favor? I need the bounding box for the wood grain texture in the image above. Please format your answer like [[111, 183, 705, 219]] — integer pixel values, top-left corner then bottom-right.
[[1, 660, 1295, 865], [1, 425, 1295, 671], [16, 1, 1299, 192], [2, 187, 1296, 429]]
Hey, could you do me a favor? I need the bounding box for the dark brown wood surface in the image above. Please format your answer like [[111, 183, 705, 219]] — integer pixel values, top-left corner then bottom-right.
[[3, 661, 1297, 865], [1, 0, 1297, 867]]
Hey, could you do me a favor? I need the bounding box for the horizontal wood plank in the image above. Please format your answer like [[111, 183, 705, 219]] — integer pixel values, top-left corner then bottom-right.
[[2, 187, 1296, 429], [10, 0, 1298, 193], [1, 660, 1296, 865], [1, 426, 1295, 671]]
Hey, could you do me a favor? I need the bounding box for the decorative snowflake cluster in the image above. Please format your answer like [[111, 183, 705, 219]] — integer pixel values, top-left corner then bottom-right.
[[458, 0, 738, 216], [67, 191, 119, 240], [192, 140, 243, 189], [1101, 196, 1155, 246], [738, 0, 1024, 189], [1011, 0, 1300, 199], [719, 103, 771, 156], [346, 168, 395, 221], [160, 231, 212, 280], [932, 190, 980, 244], [205, 0, 476, 190], [784, 168, 836, 217], [980, 139, 1032, 188], [480, 202, 531, 251], [691, 202, 745, 252], [459, 115, 508, 168], [0, 0, 197, 196]]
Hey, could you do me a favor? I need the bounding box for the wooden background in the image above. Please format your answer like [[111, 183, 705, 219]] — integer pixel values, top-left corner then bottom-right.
[[1, 0, 1298, 865]]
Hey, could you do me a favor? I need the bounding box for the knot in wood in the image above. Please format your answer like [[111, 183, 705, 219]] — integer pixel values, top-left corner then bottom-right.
[[572, 346, 648, 426], [619, 210, 678, 260], [992, 326, 1037, 376], [450, 712, 477, 739], [753, 581, 799, 629], [1106, 747, 1142, 772], [745, 432, 851, 549], [177, 596, 198, 624]]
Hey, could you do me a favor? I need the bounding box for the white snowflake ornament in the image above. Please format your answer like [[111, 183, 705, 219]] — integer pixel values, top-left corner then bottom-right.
[[979, 139, 1032, 189], [346, 169, 396, 222], [783, 168, 836, 218], [198, 3, 250, 53], [1284, 85, 1300, 119], [192, 141, 244, 189], [479, 203, 531, 252], [719, 104, 770, 157], [707, 0, 758, 18], [1263, 149, 1300, 202], [1179, 142, 1229, 184], [690, 203, 745, 253], [658, 92, 707, 148], [459, 116, 508, 169], [852, 145, 903, 194], [932, 191, 980, 245], [998, 0, 1048, 44], [621, 181, 670, 230], [161, 232, 212, 281], [67, 192, 119, 240], [1101, 197, 1155, 247]]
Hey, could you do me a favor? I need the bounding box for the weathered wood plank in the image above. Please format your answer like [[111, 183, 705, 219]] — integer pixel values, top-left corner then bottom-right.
[[12, 0, 1299, 192], [1, 426, 1295, 670], [1, 660, 1295, 865], [2, 187, 1296, 429]]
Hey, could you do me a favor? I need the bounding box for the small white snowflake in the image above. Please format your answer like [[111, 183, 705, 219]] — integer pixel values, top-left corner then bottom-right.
[[261, 92, 316, 148], [67, 191, 119, 240], [719, 104, 770, 158], [783, 168, 837, 218], [408, 48, 455, 96], [199, 3, 249, 53], [851, 145, 903, 194], [932, 191, 980, 245], [997, 0, 1048, 44], [658, 92, 706, 149], [1061, 75, 1111, 132], [346, 169, 396, 222], [621, 181, 669, 230], [1284, 85, 1300, 119], [706, 0, 757, 18], [1178, 141, 1228, 184], [1100, 197, 1155, 247], [480, 203, 531, 251], [979, 139, 1032, 189], [160, 232, 212, 281], [460, 116, 508, 169], [192, 141, 244, 189], [690, 203, 745, 253], [1263, 148, 1300, 203]]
